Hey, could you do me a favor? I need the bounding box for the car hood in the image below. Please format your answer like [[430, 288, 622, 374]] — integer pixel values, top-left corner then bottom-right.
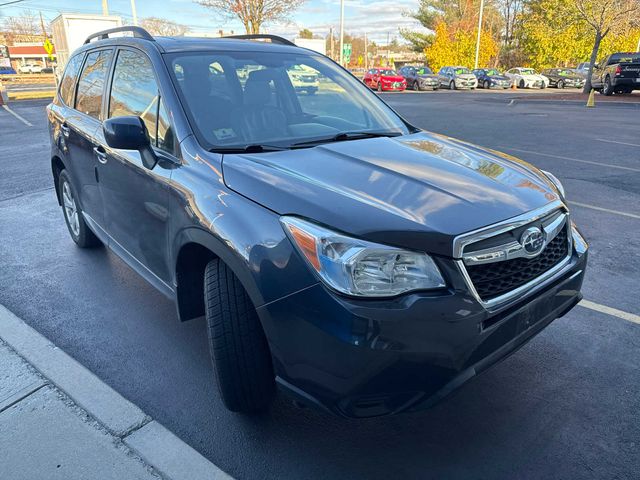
[[521, 74, 545, 81], [489, 75, 510, 81], [418, 74, 438, 80], [559, 75, 583, 81], [455, 74, 476, 80], [222, 132, 560, 257]]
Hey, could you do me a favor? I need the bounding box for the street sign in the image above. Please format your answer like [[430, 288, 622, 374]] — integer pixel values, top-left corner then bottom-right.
[[342, 43, 352, 63], [43, 38, 54, 61]]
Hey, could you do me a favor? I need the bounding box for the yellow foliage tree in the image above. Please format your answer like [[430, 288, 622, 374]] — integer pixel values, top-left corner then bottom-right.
[[425, 21, 498, 71]]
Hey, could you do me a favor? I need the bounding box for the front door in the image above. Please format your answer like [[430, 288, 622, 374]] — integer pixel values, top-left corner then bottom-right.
[[96, 47, 177, 288]]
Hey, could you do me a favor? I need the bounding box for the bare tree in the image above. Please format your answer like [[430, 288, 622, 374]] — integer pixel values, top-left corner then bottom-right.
[[1, 10, 44, 38], [196, 0, 305, 34], [575, 0, 640, 92], [140, 17, 189, 36]]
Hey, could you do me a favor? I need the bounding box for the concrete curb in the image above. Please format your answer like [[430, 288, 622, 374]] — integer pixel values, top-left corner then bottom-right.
[[473, 96, 640, 109], [0, 304, 232, 480]]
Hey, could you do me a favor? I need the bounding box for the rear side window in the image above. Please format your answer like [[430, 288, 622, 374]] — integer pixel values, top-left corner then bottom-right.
[[76, 50, 113, 118], [59, 54, 84, 106], [109, 49, 175, 154]]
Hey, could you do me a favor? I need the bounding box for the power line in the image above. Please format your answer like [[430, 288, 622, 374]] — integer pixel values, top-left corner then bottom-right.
[[0, 0, 30, 7]]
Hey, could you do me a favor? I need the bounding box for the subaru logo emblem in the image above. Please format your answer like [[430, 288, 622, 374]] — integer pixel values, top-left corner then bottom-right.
[[520, 227, 545, 256]]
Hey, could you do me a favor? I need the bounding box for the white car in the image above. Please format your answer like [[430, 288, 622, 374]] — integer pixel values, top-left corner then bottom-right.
[[505, 67, 549, 89], [18, 63, 43, 74], [287, 64, 319, 95], [437, 66, 478, 90]]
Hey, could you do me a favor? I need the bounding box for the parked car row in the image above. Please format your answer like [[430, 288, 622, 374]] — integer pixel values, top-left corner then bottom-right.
[[364, 65, 590, 92]]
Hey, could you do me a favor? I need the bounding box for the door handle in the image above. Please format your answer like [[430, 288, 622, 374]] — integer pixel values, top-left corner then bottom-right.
[[93, 146, 108, 164], [60, 123, 70, 138]]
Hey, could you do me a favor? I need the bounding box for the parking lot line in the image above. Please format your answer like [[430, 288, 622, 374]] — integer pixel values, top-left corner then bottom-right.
[[595, 138, 640, 148], [1, 105, 33, 127], [569, 201, 640, 220], [499, 146, 640, 173], [579, 300, 640, 325]]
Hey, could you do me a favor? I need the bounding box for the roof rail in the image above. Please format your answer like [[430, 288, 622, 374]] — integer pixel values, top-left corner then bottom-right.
[[85, 26, 154, 45], [222, 34, 295, 47]]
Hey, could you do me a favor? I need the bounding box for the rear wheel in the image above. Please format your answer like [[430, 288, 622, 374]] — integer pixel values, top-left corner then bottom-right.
[[602, 76, 613, 96], [204, 259, 275, 413], [58, 170, 101, 248]]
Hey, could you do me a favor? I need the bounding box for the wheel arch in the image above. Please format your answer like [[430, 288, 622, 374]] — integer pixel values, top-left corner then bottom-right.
[[172, 227, 265, 323]]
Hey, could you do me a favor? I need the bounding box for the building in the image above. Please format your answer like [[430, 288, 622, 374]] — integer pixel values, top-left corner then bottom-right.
[[7, 43, 56, 70]]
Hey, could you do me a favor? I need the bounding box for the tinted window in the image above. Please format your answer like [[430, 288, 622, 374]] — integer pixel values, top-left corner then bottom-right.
[[157, 99, 174, 154], [109, 49, 159, 144], [59, 54, 84, 106], [75, 50, 112, 118]]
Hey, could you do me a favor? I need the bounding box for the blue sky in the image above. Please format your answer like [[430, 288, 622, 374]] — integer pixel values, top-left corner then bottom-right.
[[1, 0, 427, 43]]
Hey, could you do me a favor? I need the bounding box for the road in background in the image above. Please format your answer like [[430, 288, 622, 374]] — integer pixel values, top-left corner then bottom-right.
[[1, 96, 639, 479]]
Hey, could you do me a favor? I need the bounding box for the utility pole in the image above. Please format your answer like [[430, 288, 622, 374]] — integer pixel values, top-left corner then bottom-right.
[[386, 31, 390, 66], [130, 0, 138, 26], [339, 0, 344, 65], [102, 0, 109, 16], [364, 31, 368, 70], [329, 27, 334, 60], [39, 11, 47, 37], [474, 0, 485, 69]]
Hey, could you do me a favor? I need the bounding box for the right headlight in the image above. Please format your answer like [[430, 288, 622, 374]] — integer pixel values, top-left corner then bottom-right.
[[281, 217, 446, 297]]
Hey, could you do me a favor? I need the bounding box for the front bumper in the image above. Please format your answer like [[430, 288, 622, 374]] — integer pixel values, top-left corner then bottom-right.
[[455, 79, 477, 89], [380, 82, 406, 91], [258, 228, 588, 418]]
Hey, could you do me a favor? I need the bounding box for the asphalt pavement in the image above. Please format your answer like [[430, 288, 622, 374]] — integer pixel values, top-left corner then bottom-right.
[[0, 94, 638, 480]]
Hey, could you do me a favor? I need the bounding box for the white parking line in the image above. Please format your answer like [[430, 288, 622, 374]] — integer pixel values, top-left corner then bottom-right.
[[579, 300, 640, 325], [1, 104, 33, 127], [595, 138, 640, 148], [569, 201, 640, 220], [499, 146, 640, 173]]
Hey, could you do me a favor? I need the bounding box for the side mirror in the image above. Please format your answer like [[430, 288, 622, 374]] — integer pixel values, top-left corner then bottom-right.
[[103, 116, 157, 170]]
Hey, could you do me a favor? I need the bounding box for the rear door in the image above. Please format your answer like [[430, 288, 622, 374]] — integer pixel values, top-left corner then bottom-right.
[[64, 48, 114, 230], [95, 47, 177, 288]]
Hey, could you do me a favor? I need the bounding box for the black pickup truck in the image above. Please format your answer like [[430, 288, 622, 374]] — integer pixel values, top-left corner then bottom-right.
[[591, 52, 640, 95]]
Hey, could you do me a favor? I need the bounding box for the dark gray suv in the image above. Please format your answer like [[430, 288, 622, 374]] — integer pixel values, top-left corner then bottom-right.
[[48, 27, 588, 418]]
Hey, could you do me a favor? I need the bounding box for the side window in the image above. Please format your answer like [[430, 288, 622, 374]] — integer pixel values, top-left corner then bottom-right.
[[109, 49, 158, 143], [59, 54, 84, 106], [109, 49, 176, 153], [75, 50, 112, 118]]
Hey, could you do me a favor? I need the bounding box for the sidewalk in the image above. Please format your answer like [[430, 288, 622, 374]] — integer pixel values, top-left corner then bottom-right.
[[0, 305, 231, 480]]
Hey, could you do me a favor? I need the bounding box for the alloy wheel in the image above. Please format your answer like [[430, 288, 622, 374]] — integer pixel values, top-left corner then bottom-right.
[[62, 180, 80, 237]]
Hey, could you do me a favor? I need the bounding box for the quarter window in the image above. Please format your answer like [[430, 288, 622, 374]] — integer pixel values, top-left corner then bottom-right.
[[75, 50, 112, 118], [59, 54, 84, 106]]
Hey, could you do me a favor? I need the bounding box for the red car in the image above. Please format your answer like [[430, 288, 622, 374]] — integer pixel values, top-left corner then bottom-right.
[[363, 68, 407, 92]]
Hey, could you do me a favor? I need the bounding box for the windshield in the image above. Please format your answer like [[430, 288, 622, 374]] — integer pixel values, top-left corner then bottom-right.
[[486, 69, 500, 75], [558, 69, 574, 76], [167, 51, 409, 150], [521, 68, 536, 74], [380, 69, 397, 76], [454, 67, 471, 74], [417, 67, 432, 75]]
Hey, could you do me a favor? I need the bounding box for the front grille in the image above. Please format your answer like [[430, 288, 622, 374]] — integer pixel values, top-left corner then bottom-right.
[[466, 227, 569, 301]]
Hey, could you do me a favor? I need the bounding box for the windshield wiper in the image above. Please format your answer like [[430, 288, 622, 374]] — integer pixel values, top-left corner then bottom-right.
[[292, 131, 402, 147], [209, 144, 290, 154]]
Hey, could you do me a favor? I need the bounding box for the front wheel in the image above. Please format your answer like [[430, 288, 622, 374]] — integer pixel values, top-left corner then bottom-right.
[[558, 80, 565, 89], [377, 82, 382, 92], [58, 170, 101, 248], [204, 259, 275, 413], [449, 80, 456, 90], [483, 80, 490, 89], [519, 79, 525, 89]]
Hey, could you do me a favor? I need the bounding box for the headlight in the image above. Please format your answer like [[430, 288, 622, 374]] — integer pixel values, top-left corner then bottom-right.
[[281, 217, 446, 297], [541, 170, 565, 198]]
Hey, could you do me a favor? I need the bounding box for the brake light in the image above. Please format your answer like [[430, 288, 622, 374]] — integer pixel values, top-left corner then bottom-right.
[[615, 65, 622, 75]]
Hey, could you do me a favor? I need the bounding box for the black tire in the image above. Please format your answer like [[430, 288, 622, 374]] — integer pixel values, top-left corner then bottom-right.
[[519, 79, 525, 89], [58, 170, 102, 248], [449, 80, 456, 90], [204, 259, 275, 413], [377, 82, 382, 92], [602, 76, 613, 96], [415, 81, 422, 91], [483, 80, 490, 89], [558, 80, 565, 89]]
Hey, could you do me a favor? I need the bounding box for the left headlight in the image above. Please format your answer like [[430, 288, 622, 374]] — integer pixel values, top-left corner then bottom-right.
[[541, 170, 565, 198], [281, 217, 446, 297]]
